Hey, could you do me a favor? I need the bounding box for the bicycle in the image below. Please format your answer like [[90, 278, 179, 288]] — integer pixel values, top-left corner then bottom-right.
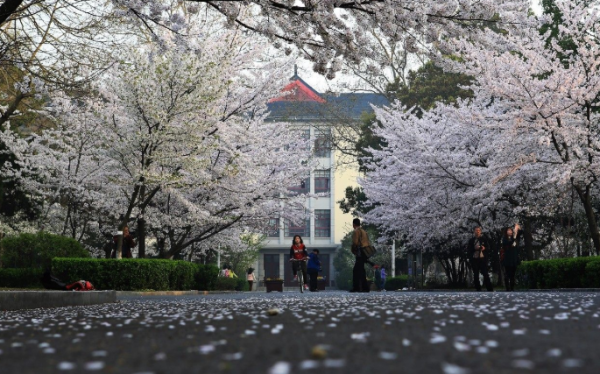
[[290, 258, 308, 293]]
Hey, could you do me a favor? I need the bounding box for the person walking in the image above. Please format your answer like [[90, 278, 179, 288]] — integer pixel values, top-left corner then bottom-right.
[[227, 265, 238, 278], [246, 268, 256, 291], [501, 224, 521, 292], [466, 226, 494, 292], [350, 218, 370, 293], [220, 264, 230, 277], [307, 249, 321, 292]]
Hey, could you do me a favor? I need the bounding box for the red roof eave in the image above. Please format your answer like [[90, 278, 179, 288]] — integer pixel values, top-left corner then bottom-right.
[[269, 79, 326, 103]]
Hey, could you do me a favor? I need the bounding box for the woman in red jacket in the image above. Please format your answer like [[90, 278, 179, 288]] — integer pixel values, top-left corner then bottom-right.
[[289, 235, 309, 290]]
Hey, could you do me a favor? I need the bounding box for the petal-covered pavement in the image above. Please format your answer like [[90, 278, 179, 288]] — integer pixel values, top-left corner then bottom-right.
[[1, 291, 599, 373]]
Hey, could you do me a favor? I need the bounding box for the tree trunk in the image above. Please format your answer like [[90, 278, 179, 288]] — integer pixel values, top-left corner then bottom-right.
[[187, 243, 194, 262], [574, 185, 600, 256], [489, 231, 502, 286], [137, 217, 146, 258], [0, 91, 25, 126], [497, 264, 503, 287], [115, 181, 143, 259], [115, 221, 125, 260], [156, 237, 166, 257], [103, 240, 113, 259], [158, 238, 171, 259], [437, 257, 453, 285], [0, 232, 4, 267], [523, 218, 534, 261], [136, 183, 147, 258], [450, 258, 457, 285]]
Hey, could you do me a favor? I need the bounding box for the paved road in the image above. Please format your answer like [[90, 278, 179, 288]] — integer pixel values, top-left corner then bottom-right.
[[0, 291, 599, 374]]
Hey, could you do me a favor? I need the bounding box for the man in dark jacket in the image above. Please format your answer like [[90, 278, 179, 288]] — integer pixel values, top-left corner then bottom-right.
[[350, 218, 370, 292], [467, 226, 494, 292], [307, 249, 321, 292]]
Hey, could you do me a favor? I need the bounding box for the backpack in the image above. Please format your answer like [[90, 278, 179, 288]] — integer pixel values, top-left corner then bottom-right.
[[66, 280, 95, 291], [224, 269, 230, 278]]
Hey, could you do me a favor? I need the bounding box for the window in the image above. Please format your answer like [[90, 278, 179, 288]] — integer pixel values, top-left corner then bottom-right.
[[293, 129, 311, 151], [284, 218, 310, 237], [267, 218, 279, 237], [314, 209, 331, 237], [314, 169, 330, 194], [314, 128, 331, 158], [288, 175, 310, 195]]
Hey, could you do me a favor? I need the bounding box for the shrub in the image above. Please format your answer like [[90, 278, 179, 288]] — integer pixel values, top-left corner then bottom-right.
[[335, 267, 353, 291], [333, 246, 354, 291], [0, 268, 44, 288], [385, 275, 409, 291], [236, 277, 249, 291], [169, 261, 198, 290], [196, 265, 219, 291], [584, 261, 600, 288], [1, 232, 89, 269], [214, 277, 238, 291], [212, 277, 248, 291], [51, 258, 218, 291], [543, 258, 590, 288], [517, 257, 600, 289]]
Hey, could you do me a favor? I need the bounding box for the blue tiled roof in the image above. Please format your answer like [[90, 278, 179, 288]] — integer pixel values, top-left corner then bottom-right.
[[266, 76, 390, 122]]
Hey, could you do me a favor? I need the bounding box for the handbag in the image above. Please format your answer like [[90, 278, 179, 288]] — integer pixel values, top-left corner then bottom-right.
[[361, 245, 377, 258], [353, 228, 377, 258]]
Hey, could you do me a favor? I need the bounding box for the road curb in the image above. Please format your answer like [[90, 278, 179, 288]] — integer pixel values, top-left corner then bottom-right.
[[0, 290, 117, 311], [116, 290, 244, 297], [394, 288, 600, 292]]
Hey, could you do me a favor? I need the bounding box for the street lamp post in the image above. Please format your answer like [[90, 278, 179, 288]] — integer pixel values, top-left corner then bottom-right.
[[391, 239, 396, 277], [217, 244, 221, 269]]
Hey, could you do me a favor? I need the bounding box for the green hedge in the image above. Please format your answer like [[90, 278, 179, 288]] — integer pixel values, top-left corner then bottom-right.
[[584, 261, 600, 288], [385, 275, 409, 291], [51, 258, 218, 291], [517, 256, 600, 289], [214, 277, 249, 291], [196, 264, 220, 291], [0, 268, 44, 288], [236, 277, 249, 291], [1, 232, 89, 269]]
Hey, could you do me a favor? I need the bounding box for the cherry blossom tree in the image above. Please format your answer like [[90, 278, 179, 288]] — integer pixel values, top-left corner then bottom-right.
[[1, 95, 128, 257], [2, 23, 313, 258], [362, 1, 600, 259], [0, 0, 130, 129], [443, 0, 600, 255], [2, 1, 531, 76]]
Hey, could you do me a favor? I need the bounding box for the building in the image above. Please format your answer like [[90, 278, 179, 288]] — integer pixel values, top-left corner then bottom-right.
[[255, 70, 389, 289]]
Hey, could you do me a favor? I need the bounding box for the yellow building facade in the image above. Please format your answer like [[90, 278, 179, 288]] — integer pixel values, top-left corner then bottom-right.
[[254, 72, 388, 290]]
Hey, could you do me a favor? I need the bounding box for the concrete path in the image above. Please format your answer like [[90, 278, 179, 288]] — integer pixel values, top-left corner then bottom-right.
[[0, 291, 599, 373]]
